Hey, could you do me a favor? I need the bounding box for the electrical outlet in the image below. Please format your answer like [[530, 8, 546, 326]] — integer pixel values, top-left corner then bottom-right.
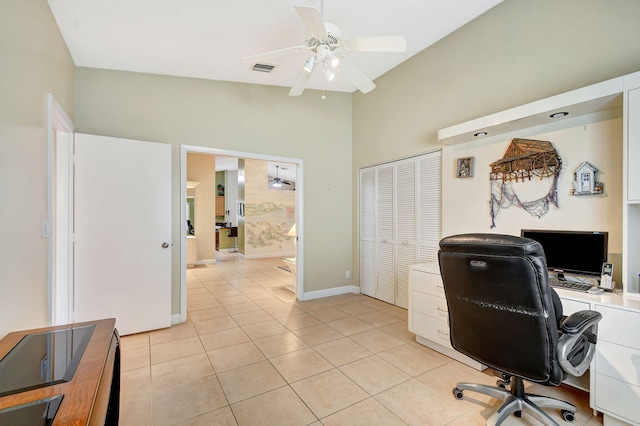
[[345, 270, 351, 279]]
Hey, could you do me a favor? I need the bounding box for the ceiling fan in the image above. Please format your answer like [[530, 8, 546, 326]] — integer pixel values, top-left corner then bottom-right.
[[270, 165, 292, 187], [243, 5, 406, 96]]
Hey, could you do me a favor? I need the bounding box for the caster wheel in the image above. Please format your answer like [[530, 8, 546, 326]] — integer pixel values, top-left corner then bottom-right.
[[561, 410, 575, 422], [514, 410, 522, 418], [496, 379, 509, 389], [452, 388, 464, 399]]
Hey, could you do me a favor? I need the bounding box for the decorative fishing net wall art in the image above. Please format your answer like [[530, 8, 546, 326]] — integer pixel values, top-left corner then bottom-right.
[[489, 138, 562, 228]]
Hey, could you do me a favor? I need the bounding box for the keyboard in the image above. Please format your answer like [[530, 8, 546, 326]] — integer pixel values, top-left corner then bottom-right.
[[549, 277, 592, 292]]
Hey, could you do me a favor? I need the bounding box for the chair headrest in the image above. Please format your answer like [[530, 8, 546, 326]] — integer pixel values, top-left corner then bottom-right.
[[439, 233, 544, 258]]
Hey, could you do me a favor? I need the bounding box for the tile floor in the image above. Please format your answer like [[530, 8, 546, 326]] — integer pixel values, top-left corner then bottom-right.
[[119, 254, 603, 425]]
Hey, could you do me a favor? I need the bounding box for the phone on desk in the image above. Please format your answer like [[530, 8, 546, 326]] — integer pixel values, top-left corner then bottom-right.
[[600, 262, 614, 289]]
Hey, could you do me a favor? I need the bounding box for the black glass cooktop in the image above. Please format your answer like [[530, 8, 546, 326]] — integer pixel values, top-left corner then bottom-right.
[[0, 395, 64, 426], [0, 325, 95, 397]]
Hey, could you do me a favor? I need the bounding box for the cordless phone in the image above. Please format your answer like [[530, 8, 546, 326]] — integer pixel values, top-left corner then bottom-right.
[[600, 262, 614, 289]]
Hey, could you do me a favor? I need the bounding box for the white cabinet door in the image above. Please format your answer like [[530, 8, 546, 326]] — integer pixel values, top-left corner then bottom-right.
[[376, 165, 395, 303], [359, 168, 376, 297], [74, 134, 172, 335], [395, 160, 417, 308], [628, 87, 640, 201], [417, 151, 442, 264]]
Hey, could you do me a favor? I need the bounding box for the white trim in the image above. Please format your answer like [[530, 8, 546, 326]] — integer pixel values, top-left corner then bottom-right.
[[179, 145, 304, 324], [195, 259, 216, 265], [300, 285, 360, 301], [47, 93, 75, 326], [241, 251, 296, 259], [171, 314, 182, 325]]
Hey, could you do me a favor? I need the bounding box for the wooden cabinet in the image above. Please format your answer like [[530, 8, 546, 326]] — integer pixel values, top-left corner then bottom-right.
[[216, 196, 225, 216], [0, 319, 120, 425], [359, 151, 441, 308]]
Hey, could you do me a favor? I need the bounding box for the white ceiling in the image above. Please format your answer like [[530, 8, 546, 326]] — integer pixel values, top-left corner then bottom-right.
[[47, 0, 503, 94]]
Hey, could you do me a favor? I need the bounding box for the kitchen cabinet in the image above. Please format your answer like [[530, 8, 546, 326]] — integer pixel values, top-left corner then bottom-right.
[[215, 196, 225, 216]]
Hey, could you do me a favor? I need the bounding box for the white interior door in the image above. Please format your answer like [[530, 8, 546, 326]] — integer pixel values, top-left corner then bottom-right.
[[74, 133, 172, 335]]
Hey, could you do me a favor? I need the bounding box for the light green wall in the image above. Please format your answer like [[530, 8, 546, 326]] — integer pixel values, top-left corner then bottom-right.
[[75, 68, 354, 312], [0, 0, 76, 337], [351, 0, 640, 284]]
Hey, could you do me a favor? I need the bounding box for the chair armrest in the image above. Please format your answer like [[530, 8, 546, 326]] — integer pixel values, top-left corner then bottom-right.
[[557, 310, 602, 377], [560, 310, 602, 336]]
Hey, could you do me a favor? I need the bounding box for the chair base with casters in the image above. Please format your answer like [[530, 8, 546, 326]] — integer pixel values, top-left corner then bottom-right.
[[227, 227, 238, 253], [453, 376, 576, 426]]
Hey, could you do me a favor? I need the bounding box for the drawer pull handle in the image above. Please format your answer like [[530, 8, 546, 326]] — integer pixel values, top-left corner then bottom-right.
[[437, 307, 448, 313], [436, 285, 445, 293], [437, 329, 449, 336]]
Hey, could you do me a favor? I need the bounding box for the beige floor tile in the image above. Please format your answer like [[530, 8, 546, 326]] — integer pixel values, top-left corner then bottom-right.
[[263, 304, 305, 319], [253, 296, 286, 308], [224, 301, 263, 316], [242, 288, 273, 301], [309, 306, 351, 322], [188, 292, 216, 302], [181, 406, 238, 426], [321, 397, 406, 426], [277, 312, 322, 330], [242, 319, 289, 339], [217, 294, 252, 306], [120, 367, 152, 426], [360, 298, 396, 311], [152, 375, 228, 426], [356, 310, 402, 327], [270, 348, 334, 383], [217, 360, 287, 404], [253, 331, 308, 358], [340, 355, 411, 395], [120, 332, 150, 350], [334, 302, 377, 316], [349, 329, 405, 353], [379, 321, 415, 342], [149, 321, 198, 345], [381, 306, 409, 321], [326, 316, 374, 336], [230, 385, 317, 426], [199, 327, 250, 351], [188, 306, 231, 322], [313, 337, 374, 366], [150, 335, 204, 365], [151, 352, 215, 388], [210, 288, 243, 298], [378, 343, 447, 376], [292, 323, 344, 346], [290, 369, 369, 419], [376, 378, 465, 425], [188, 297, 223, 311], [121, 346, 150, 372], [193, 315, 239, 334], [207, 341, 266, 372]]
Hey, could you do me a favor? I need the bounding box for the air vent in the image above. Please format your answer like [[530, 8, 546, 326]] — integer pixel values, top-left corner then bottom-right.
[[252, 63, 275, 73]]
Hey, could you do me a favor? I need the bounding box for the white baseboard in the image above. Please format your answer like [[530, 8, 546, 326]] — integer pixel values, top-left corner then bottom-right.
[[242, 251, 296, 259], [300, 285, 360, 301], [195, 258, 216, 265], [171, 314, 182, 325]]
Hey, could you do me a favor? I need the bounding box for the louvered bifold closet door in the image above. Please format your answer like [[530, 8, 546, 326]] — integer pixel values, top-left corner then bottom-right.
[[359, 168, 376, 297], [394, 160, 417, 308], [376, 165, 395, 304], [417, 151, 442, 264]]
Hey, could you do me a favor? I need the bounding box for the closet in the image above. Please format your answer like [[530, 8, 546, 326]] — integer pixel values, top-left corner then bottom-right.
[[359, 150, 442, 308]]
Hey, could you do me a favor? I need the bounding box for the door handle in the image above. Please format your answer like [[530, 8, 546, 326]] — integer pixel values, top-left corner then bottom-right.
[[161, 242, 170, 249]]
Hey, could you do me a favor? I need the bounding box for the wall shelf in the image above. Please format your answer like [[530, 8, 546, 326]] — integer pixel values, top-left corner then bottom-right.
[[438, 76, 624, 145]]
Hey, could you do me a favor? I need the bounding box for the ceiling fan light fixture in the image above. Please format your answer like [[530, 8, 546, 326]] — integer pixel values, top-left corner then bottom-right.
[[324, 68, 336, 81], [327, 51, 339, 67], [303, 56, 315, 73]]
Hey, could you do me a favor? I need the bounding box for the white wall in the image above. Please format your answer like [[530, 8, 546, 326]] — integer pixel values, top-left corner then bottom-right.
[[187, 153, 217, 262], [0, 1, 76, 338], [441, 111, 623, 280]]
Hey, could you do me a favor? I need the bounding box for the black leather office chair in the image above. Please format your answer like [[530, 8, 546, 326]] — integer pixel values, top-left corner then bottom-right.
[[228, 227, 238, 253], [438, 234, 602, 426]]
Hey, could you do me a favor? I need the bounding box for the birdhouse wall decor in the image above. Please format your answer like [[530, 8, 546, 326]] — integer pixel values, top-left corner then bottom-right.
[[489, 138, 562, 228], [572, 161, 603, 195]]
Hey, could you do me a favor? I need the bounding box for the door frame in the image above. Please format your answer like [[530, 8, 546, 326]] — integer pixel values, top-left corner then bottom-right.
[[180, 145, 304, 323], [47, 93, 75, 325]]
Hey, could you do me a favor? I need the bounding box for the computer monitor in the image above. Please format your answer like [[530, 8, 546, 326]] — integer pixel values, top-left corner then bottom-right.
[[520, 229, 608, 277]]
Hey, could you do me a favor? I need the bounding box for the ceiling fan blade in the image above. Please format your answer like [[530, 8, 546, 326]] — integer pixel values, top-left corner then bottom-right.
[[295, 6, 327, 38], [342, 36, 407, 52], [288, 60, 314, 96], [242, 45, 308, 62], [336, 54, 376, 94]]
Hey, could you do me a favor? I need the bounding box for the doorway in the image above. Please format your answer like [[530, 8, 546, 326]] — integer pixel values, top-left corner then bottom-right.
[[179, 145, 304, 323]]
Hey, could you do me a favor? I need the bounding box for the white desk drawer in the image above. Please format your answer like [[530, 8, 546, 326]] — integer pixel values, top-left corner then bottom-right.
[[412, 291, 448, 319], [412, 311, 451, 348], [596, 305, 640, 350], [411, 269, 445, 297], [560, 298, 590, 316], [595, 373, 640, 424], [596, 341, 640, 387]]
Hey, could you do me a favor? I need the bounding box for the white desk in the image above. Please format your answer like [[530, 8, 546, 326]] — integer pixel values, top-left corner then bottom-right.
[[408, 263, 640, 426]]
